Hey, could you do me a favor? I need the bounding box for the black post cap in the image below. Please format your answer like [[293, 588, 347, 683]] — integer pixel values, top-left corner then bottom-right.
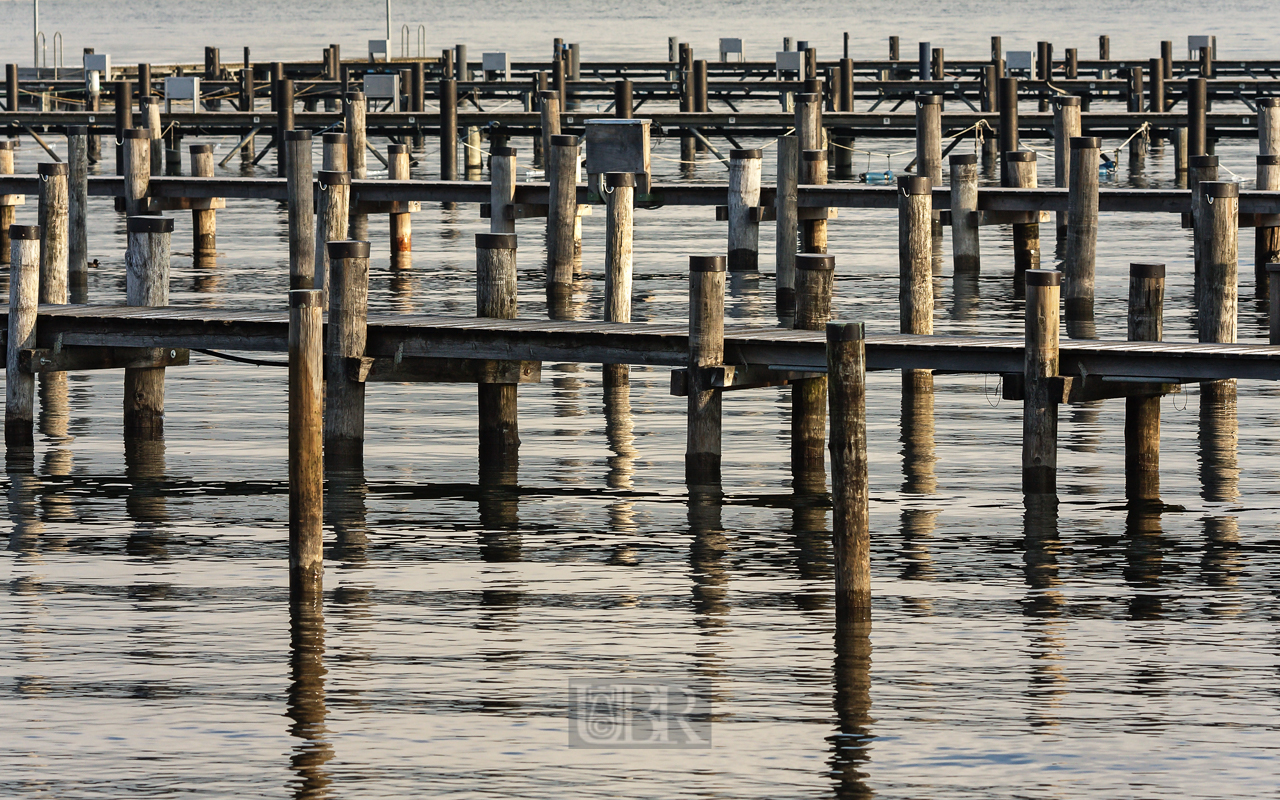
[[1070, 136, 1101, 148], [730, 148, 762, 160], [318, 170, 351, 185], [388, 143, 409, 154], [1005, 150, 1037, 163], [1189, 154, 1218, 168], [189, 144, 213, 154], [65, 125, 89, 135], [550, 134, 579, 147], [289, 288, 323, 308], [10, 224, 40, 240], [127, 215, 174, 233], [605, 172, 635, 188], [796, 253, 835, 270], [283, 130, 311, 142], [122, 128, 150, 139], [492, 146, 517, 157], [1202, 180, 1239, 198], [326, 240, 371, 259], [37, 162, 68, 176], [475, 233, 517, 249], [826, 321, 865, 341], [949, 153, 978, 166], [1025, 269, 1062, 286], [1055, 95, 1082, 107], [689, 255, 726, 272], [1130, 262, 1165, 279], [898, 175, 931, 195], [915, 94, 942, 105], [322, 132, 349, 143]]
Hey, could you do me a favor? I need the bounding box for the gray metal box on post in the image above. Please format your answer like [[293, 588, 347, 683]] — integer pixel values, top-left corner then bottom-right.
[[1005, 51, 1034, 75], [364, 73, 400, 106], [368, 39, 390, 62], [83, 53, 111, 80], [584, 119, 652, 196], [1187, 35, 1217, 58], [720, 39, 744, 63], [163, 77, 200, 113], [482, 53, 510, 81]]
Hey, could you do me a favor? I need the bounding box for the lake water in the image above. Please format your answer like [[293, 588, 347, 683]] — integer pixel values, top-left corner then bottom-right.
[[2, 3, 1280, 798]]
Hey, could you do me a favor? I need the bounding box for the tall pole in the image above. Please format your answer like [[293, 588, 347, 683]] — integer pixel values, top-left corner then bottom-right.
[[385, 0, 391, 39], [34, 0, 40, 69]]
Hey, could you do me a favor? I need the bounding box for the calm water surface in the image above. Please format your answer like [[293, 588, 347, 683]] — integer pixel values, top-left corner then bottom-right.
[[3, 3, 1280, 797]]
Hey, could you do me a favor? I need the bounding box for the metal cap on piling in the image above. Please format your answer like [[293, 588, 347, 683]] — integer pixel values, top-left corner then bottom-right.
[[0, 140, 15, 151], [802, 149, 828, 161], [388, 143, 409, 154], [475, 233, 518, 249], [604, 172, 635, 188], [289, 288, 323, 308], [284, 130, 312, 141], [1259, 155, 1280, 166], [37, 162, 68, 176], [189, 144, 213, 155], [1259, 97, 1280, 108], [326, 240, 371, 259], [730, 148, 762, 160], [797, 253, 835, 270], [826, 321, 865, 341], [1202, 180, 1239, 198], [1130, 262, 1165, 279], [492, 146, 518, 157], [1070, 136, 1101, 149], [950, 153, 978, 166], [122, 128, 150, 139], [65, 125, 88, 135], [10, 224, 40, 240], [322, 132, 349, 144], [1005, 150, 1037, 162], [550, 134, 579, 147], [1054, 95, 1082, 107], [897, 175, 931, 194], [318, 170, 351, 185], [689, 255, 726, 272], [914, 94, 942, 105], [1189, 154, 1218, 168], [126, 215, 174, 233], [1025, 269, 1061, 286]]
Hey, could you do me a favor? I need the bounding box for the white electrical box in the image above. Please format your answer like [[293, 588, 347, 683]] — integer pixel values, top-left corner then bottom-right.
[[368, 39, 390, 62], [164, 77, 201, 100], [1188, 35, 1217, 58], [83, 53, 111, 79], [720, 38, 744, 62], [364, 73, 400, 100], [776, 51, 804, 76], [482, 52, 510, 79]]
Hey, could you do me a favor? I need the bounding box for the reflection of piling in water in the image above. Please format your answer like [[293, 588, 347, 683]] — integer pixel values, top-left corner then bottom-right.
[[793, 255, 833, 492], [1126, 264, 1166, 504], [326, 463, 368, 565], [686, 256, 725, 486], [899, 509, 939, 583], [827, 323, 870, 615], [287, 577, 333, 800], [900, 371, 936, 495], [124, 437, 168, 537], [1021, 494, 1063, 617], [1124, 504, 1166, 620], [688, 486, 729, 622], [828, 608, 874, 799], [1198, 382, 1239, 503], [6, 447, 42, 553], [602, 171, 634, 387]]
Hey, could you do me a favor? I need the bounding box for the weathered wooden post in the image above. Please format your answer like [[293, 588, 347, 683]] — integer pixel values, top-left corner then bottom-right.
[[37, 163, 69, 307], [1189, 154, 1219, 287], [289, 288, 324, 589], [6, 225, 40, 448], [801, 150, 828, 254], [314, 170, 350, 307], [793, 253, 833, 494], [826, 321, 869, 613], [190, 144, 217, 260], [123, 128, 151, 216], [603, 172, 634, 388], [124, 216, 172, 439], [1126, 263, 1164, 504], [1148, 58, 1165, 113], [1188, 77, 1207, 157], [776, 136, 800, 319], [547, 133, 579, 290], [0, 140, 16, 263], [322, 132, 348, 171], [727, 148, 761, 272], [275, 78, 294, 177], [388, 143, 412, 269], [113, 80, 133, 175], [1023, 269, 1061, 495], [476, 233, 521, 479], [1197, 181, 1239, 345], [66, 127, 89, 297], [914, 94, 942, 185], [687, 255, 726, 485], [345, 91, 368, 239], [490, 146, 516, 234], [140, 96, 163, 177], [950, 153, 980, 273], [1257, 154, 1280, 299], [1270, 264, 1280, 345], [1006, 151, 1039, 279], [1052, 96, 1081, 234], [998, 77, 1019, 184], [324, 241, 370, 463], [538, 89, 561, 170], [898, 176, 932, 335], [285, 131, 315, 290], [1063, 136, 1100, 324]]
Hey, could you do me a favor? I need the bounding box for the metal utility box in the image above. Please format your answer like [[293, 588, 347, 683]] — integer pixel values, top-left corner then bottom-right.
[[1005, 51, 1034, 74], [368, 39, 390, 62], [364, 73, 400, 100], [720, 38, 744, 62], [1188, 35, 1217, 58], [776, 51, 804, 77], [164, 77, 201, 112], [82, 53, 111, 78], [482, 52, 510, 80], [584, 119, 651, 177]]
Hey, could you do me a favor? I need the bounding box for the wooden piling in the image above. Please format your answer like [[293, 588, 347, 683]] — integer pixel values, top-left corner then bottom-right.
[[113, 80, 133, 175], [914, 94, 942, 185], [1023, 269, 1061, 495], [776, 136, 800, 318], [801, 150, 828, 254], [345, 92, 368, 239], [324, 240, 370, 461], [614, 79, 633, 119], [1256, 153, 1280, 299], [1148, 58, 1165, 112], [322, 132, 347, 172], [289, 288, 323, 586], [1188, 77, 1207, 157], [123, 216, 172, 439], [1052, 96, 1081, 233], [141, 96, 163, 176], [1063, 136, 1100, 321], [796, 92, 822, 151], [898, 176, 932, 334], [547, 133, 579, 287], [998, 77, 1019, 182], [66, 127, 88, 296], [123, 129, 151, 216], [37, 162, 69, 306], [793, 253, 834, 492], [950, 153, 980, 273], [538, 89, 561, 172], [476, 233, 521, 476], [490, 146, 516, 234], [687, 255, 726, 485], [1189, 154, 1219, 283], [1006, 151, 1039, 278], [6, 64, 17, 113], [0, 141, 14, 263], [1270, 264, 1280, 345], [1197, 181, 1239, 345], [189, 144, 216, 259], [314, 170, 349, 307], [285, 131, 316, 289], [1125, 262, 1164, 504], [603, 172, 634, 388], [388, 143, 412, 269], [826, 321, 869, 612], [6, 225, 40, 448], [727, 149, 762, 272], [1261, 97, 1280, 155], [1172, 126, 1189, 177]]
